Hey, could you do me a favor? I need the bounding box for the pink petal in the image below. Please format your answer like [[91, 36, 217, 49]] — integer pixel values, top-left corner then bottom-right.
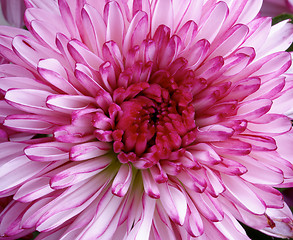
[[0, 100, 25, 123], [209, 24, 249, 59], [188, 143, 222, 165], [238, 134, 277, 151], [76, 187, 124, 240], [0, 155, 48, 193], [50, 155, 112, 189], [124, 193, 156, 240], [237, 0, 262, 24], [13, 177, 54, 202], [151, 0, 174, 34], [70, 141, 111, 161], [196, 125, 234, 142], [57, 0, 79, 39], [104, 1, 125, 49], [212, 138, 252, 156], [37, 58, 79, 95], [0, 76, 52, 92], [141, 169, 160, 199], [195, 2, 228, 43], [152, 203, 178, 240], [243, 17, 271, 52], [123, 11, 149, 54], [158, 183, 187, 225], [24, 142, 71, 162], [184, 197, 204, 237], [46, 94, 96, 114], [221, 175, 266, 215], [12, 35, 61, 71], [5, 88, 54, 115], [235, 99, 272, 120], [0, 64, 34, 78], [188, 191, 224, 222], [4, 114, 59, 134], [80, 4, 106, 55], [248, 114, 292, 135], [68, 39, 104, 71], [233, 155, 284, 185], [259, 20, 293, 56], [36, 179, 107, 232], [112, 163, 132, 197]]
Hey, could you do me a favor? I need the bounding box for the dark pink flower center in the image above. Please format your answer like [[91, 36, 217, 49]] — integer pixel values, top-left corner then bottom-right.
[[112, 78, 196, 168]]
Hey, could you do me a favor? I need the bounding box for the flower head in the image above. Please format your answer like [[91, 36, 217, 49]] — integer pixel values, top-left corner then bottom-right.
[[0, 0, 293, 239]]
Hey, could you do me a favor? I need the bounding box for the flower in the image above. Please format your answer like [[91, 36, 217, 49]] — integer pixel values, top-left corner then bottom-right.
[[261, 0, 293, 16], [0, 0, 293, 239], [0, 0, 25, 27]]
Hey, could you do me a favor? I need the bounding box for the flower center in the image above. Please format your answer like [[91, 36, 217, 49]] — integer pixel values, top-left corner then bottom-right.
[[112, 81, 196, 168]]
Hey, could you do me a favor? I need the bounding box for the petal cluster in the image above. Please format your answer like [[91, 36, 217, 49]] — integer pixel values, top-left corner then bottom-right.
[[0, 0, 293, 239]]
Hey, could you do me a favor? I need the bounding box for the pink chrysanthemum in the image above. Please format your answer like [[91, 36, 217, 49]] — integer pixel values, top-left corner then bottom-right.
[[0, 0, 25, 27], [1, 0, 293, 239], [261, 0, 293, 16]]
